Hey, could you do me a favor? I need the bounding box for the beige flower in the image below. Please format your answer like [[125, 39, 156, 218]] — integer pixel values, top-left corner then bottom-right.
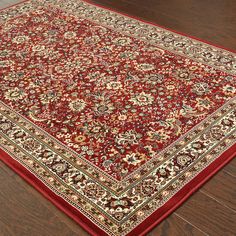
[[195, 97, 212, 110], [147, 128, 170, 143], [115, 129, 142, 145], [123, 152, 146, 166], [4, 88, 25, 101], [64, 31, 77, 39], [93, 102, 115, 115], [106, 81, 122, 90], [129, 92, 154, 106], [222, 84, 235, 95], [32, 45, 46, 52], [114, 37, 131, 46], [12, 35, 30, 44], [176, 155, 191, 166], [0, 60, 14, 68], [69, 99, 86, 112], [74, 135, 86, 143], [136, 63, 155, 71], [85, 35, 101, 44], [118, 114, 127, 121], [192, 82, 209, 95]]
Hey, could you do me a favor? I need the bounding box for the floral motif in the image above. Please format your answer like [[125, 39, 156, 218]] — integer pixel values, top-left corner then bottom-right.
[[12, 35, 30, 44], [195, 97, 213, 110], [22, 137, 41, 152], [145, 74, 165, 84], [123, 152, 146, 166], [83, 182, 106, 199], [4, 88, 26, 101], [0, 1, 235, 235], [115, 130, 142, 145], [64, 31, 77, 39], [192, 82, 210, 95], [147, 128, 171, 143], [69, 99, 86, 112], [0, 1, 235, 180], [129, 92, 154, 106], [106, 81, 123, 90], [52, 162, 68, 174], [176, 154, 192, 166], [222, 84, 236, 95], [136, 63, 155, 71], [114, 37, 131, 46], [134, 177, 157, 197]]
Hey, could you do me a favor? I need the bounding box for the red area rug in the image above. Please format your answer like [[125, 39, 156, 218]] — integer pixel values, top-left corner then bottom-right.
[[0, 0, 235, 235]]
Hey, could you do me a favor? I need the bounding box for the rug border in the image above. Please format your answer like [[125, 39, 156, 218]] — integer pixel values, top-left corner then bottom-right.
[[0, 0, 30, 11], [0, 0, 236, 54], [81, 0, 236, 54], [126, 143, 236, 236], [1, 144, 235, 236], [0, 1, 236, 236]]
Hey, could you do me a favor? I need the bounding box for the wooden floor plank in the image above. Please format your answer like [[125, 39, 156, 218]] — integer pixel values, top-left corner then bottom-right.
[[0, 165, 85, 236], [148, 213, 207, 236], [201, 170, 236, 211], [3, 166, 88, 235], [223, 158, 236, 177], [176, 191, 236, 236], [0, 0, 21, 8]]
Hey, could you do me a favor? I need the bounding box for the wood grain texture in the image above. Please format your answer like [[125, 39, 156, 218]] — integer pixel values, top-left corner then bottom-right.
[[223, 158, 236, 177], [0, 164, 85, 236], [176, 191, 236, 236], [0, 0, 236, 235], [147, 214, 207, 236], [201, 171, 236, 211]]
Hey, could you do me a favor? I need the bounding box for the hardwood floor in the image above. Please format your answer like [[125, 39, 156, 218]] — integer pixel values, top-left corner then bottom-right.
[[0, 0, 236, 235]]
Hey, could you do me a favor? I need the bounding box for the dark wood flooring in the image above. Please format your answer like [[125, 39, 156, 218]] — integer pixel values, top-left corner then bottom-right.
[[0, 0, 236, 235]]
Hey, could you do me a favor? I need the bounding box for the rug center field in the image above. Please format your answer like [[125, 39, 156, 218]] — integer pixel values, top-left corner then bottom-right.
[[0, 7, 235, 180]]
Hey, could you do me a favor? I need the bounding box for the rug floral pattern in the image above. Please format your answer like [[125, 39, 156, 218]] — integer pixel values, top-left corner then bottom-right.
[[0, 1, 235, 235]]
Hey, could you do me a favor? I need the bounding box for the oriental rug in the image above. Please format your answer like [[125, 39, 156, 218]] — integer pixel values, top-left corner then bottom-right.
[[0, 0, 236, 235]]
